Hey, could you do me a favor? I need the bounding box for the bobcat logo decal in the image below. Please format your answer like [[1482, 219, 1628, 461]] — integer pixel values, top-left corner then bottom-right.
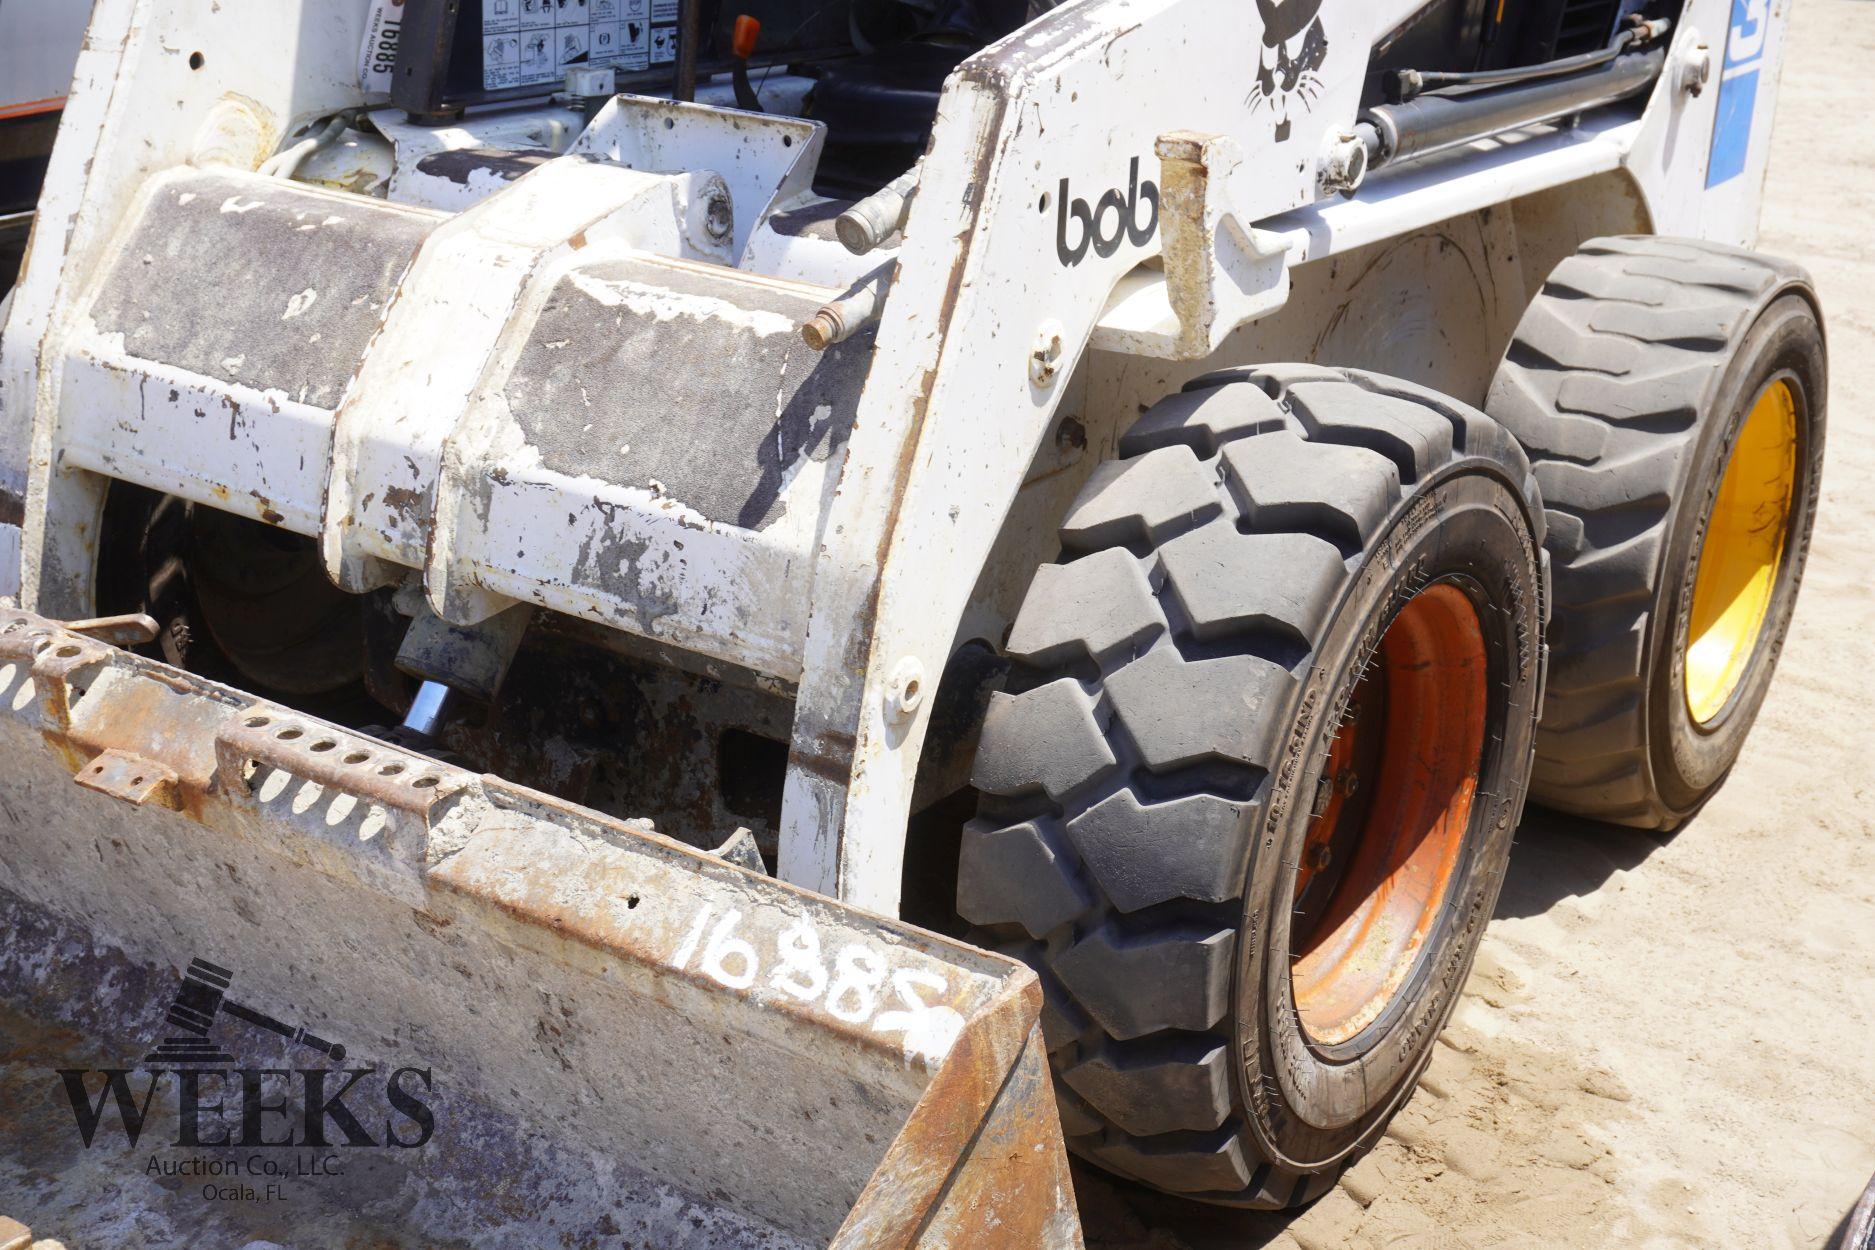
[[1250, 0, 1328, 142]]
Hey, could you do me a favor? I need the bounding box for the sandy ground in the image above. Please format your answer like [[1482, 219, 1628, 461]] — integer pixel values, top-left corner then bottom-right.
[[1080, 4, 1875, 1247]]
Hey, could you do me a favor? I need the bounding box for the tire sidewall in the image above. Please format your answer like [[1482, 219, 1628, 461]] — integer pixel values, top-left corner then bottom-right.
[[1232, 467, 1543, 1170], [1651, 294, 1826, 812]]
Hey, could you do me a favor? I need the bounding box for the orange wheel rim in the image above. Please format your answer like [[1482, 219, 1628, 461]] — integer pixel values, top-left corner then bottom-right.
[[1290, 582, 1487, 1047]]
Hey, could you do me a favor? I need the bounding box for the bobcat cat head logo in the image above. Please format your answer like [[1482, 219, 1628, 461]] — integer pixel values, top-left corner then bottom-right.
[[1250, 0, 1328, 141]]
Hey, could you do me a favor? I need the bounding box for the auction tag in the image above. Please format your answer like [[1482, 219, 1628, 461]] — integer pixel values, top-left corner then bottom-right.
[[359, 0, 406, 96]]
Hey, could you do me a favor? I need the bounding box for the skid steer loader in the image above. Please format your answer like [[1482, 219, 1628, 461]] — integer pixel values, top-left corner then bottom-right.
[[0, 0, 1821, 1241]]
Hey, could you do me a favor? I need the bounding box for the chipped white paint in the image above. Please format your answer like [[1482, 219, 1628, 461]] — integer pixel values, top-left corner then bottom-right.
[[565, 268, 800, 336], [57, 342, 335, 534], [321, 158, 730, 618], [282, 287, 318, 319], [372, 105, 579, 210], [3, 0, 376, 617], [571, 95, 824, 263]]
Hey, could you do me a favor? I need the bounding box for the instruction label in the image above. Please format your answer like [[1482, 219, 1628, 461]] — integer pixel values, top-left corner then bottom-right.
[[480, 0, 672, 90]]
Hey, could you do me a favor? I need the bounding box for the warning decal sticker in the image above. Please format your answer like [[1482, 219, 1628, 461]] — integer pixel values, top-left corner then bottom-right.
[[481, 0, 671, 89]]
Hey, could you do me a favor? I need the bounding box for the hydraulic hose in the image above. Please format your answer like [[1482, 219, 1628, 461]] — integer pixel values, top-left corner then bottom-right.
[[1360, 40, 1666, 172], [1388, 18, 1669, 101], [259, 111, 356, 179]]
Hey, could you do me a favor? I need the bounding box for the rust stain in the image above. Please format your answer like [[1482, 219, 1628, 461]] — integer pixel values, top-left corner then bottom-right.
[[826, 979, 1067, 1250], [1155, 131, 1218, 357], [381, 483, 425, 521], [248, 488, 285, 525], [0, 608, 449, 823], [61, 613, 159, 648], [786, 744, 858, 784], [72, 747, 182, 810]]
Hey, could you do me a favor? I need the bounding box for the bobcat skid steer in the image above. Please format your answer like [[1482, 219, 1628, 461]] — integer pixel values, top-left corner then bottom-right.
[[0, 0, 1819, 1241]]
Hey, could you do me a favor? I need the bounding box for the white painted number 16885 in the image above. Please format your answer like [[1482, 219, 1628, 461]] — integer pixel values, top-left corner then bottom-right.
[[670, 905, 967, 1065]]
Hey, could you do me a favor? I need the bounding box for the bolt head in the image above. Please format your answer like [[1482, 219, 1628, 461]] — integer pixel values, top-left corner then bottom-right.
[[1319, 130, 1368, 196], [1029, 320, 1066, 387], [885, 657, 926, 722], [1682, 46, 1713, 96], [704, 192, 733, 241]]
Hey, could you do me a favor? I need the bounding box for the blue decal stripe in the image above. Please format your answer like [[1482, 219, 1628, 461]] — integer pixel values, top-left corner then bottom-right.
[[1707, 0, 1767, 187], [1706, 66, 1760, 187]]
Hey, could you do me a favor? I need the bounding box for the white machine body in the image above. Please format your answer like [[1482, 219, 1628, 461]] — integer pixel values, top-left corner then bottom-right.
[[0, 0, 1789, 914]]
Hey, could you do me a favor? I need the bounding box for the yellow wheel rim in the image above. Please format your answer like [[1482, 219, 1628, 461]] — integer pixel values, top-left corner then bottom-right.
[[1684, 378, 1799, 725]]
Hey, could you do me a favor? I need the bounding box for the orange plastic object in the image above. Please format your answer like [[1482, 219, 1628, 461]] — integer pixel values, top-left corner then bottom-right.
[[732, 14, 761, 60]]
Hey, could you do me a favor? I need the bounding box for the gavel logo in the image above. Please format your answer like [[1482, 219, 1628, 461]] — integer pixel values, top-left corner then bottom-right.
[[143, 958, 348, 1066]]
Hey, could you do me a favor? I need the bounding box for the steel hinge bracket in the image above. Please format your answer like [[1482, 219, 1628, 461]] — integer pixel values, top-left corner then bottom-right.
[[74, 747, 182, 810]]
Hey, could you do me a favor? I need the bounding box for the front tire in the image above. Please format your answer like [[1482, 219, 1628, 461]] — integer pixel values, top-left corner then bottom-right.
[[958, 366, 1546, 1206]]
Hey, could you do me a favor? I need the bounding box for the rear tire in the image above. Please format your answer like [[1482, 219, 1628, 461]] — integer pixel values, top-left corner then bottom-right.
[[94, 482, 408, 722], [958, 366, 1546, 1206], [1486, 236, 1826, 829]]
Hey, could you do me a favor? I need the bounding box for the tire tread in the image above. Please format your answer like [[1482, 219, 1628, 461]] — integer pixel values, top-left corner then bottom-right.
[[962, 365, 1539, 1204], [1486, 235, 1802, 828]]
